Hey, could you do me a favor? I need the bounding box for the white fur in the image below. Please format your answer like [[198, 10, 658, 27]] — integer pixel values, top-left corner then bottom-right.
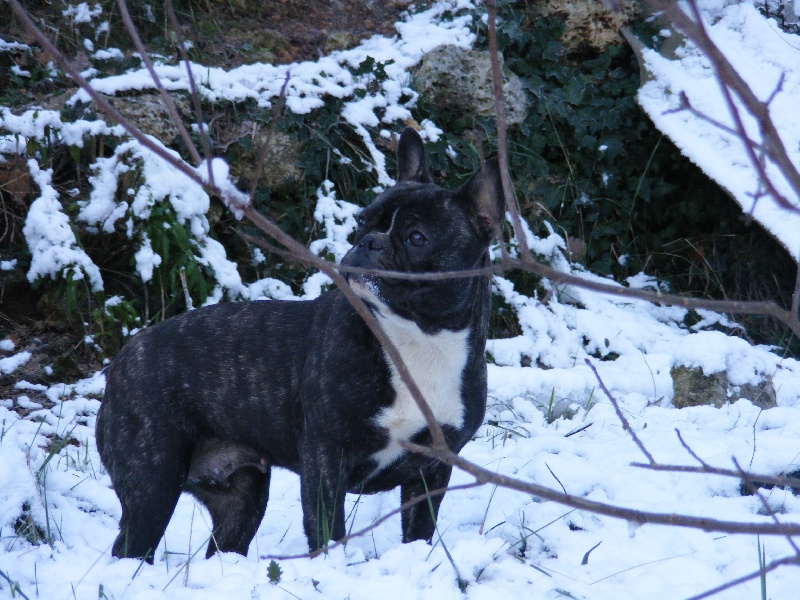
[[348, 279, 471, 471]]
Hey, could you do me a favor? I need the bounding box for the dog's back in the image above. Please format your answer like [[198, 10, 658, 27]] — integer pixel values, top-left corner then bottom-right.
[[98, 300, 316, 465]]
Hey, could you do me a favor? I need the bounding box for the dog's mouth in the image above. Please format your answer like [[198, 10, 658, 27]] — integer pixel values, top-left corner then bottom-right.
[[347, 275, 397, 316], [347, 275, 381, 301]]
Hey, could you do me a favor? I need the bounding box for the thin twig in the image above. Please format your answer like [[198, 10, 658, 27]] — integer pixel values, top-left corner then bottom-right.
[[649, 0, 800, 208], [585, 358, 655, 464], [684, 555, 799, 600], [545, 462, 567, 496], [115, 0, 202, 166], [247, 71, 290, 201], [733, 457, 800, 556], [241, 230, 800, 340], [486, 0, 521, 260], [164, 0, 216, 186], [675, 429, 709, 467], [7, 0, 201, 186], [403, 440, 800, 537], [664, 91, 765, 153], [630, 462, 800, 490]]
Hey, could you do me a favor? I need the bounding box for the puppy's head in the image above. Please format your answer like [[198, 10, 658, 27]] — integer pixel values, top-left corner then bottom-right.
[[341, 128, 504, 332]]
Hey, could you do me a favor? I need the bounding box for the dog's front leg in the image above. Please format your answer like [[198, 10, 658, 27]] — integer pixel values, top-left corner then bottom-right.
[[299, 447, 348, 552], [401, 462, 453, 543]]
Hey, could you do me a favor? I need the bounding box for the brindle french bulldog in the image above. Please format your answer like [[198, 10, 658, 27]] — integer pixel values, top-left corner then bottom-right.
[[96, 128, 503, 560]]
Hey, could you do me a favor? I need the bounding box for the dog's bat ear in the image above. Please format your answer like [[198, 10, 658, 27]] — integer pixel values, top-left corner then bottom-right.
[[457, 158, 505, 240], [396, 128, 432, 183]]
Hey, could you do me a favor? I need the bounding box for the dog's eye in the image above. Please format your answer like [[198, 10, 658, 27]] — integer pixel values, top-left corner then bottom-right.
[[407, 230, 428, 247], [357, 214, 366, 227]]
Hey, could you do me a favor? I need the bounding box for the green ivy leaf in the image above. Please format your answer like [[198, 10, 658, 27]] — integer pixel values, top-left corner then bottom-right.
[[267, 560, 282, 584]]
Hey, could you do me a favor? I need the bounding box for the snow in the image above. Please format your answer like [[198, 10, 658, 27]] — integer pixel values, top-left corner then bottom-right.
[[133, 234, 161, 283], [637, 0, 800, 258], [61, 3, 103, 25], [0, 351, 30, 375], [22, 160, 104, 292], [309, 181, 362, 262], [2, 1, 800, 598]]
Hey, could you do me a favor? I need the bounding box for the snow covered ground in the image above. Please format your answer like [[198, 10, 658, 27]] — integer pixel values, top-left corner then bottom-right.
[[2, 1, 800, 598], [3, 300, 800, 599]]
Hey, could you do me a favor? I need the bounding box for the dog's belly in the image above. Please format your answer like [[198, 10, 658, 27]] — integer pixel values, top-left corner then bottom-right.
[[354, 448, 447, 494], [368, 312, 470, 474]]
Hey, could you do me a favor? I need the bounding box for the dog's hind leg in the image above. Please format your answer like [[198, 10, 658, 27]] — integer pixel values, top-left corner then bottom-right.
[[108, 451, 186, 562], [187, 464, 271, 558]]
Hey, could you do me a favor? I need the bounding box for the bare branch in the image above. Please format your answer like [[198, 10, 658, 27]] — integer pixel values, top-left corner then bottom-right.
[[733, 457, 800, 556], [792, 261, 800, 320], [675, 429, 709, 468], [663, 90, 765, 153], [9, 0, 452, 452], [241, 232, 800, 341], [115, 0, 202, 166], [247, 71, 290, 201], [486, 0, 525, 259], [164, 0, 216, 185], [631, 462, 800, 490], [7, 0, 203, 189], [403, 440, 800, 537], [685, 555, 799, 600], [585, 358, 655, 464]]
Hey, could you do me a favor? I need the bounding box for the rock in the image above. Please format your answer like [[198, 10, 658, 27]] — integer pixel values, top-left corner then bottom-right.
[[0, 157, 32, 207], [228, 126, 303, 191], [414, 45, 529, 127], [325, 31, 354, 54], [104, 93, 191, 143], [671, 366, 727, 409], [671, 366, 777, 410], [527, 0, 641, 54], [234, 28, 290, 64], [735, 379, 777, 410]]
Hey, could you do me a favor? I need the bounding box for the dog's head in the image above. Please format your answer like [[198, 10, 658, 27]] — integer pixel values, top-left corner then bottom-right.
[[340, 128, 504, 332]]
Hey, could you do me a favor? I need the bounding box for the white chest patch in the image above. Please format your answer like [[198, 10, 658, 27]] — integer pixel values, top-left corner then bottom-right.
[[370, 310, 470, 473]]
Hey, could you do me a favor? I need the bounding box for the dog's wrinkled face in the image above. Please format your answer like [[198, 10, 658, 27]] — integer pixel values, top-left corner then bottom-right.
[[340, 129, 503, 332]]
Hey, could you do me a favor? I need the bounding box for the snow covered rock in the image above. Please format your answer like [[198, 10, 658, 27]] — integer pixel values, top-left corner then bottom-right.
[[671, 365, 777, 409]]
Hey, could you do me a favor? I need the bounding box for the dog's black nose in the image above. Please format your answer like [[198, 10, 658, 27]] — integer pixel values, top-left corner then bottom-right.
[[360, 233, 385, 251]]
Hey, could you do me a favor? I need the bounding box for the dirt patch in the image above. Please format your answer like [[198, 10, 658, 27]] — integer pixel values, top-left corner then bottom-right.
[[1, 316, 104, 411], [2, 0, 417, 70], [189, 0, 415, 67]]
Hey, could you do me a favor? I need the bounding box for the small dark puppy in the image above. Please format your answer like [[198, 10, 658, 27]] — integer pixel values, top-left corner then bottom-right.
[[96, 128, 503, 561]]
